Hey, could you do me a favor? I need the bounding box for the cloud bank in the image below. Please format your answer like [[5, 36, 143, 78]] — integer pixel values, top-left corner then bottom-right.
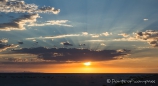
[[11, 47, 130, 62]]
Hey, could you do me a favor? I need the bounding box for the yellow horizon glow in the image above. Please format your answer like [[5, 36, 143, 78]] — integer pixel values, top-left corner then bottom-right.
[[84, 62, 91, 66], [1, 57, 158, 73]]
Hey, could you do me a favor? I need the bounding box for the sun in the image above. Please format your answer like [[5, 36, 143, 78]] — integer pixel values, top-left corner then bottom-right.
[[84, 62, 91, 66]]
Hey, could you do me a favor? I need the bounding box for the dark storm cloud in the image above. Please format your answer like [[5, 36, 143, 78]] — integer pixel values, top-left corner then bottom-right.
[[11, 47, 130, 62]]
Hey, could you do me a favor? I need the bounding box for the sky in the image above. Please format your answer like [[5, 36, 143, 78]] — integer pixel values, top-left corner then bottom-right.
[[0, 0, 158, 73]]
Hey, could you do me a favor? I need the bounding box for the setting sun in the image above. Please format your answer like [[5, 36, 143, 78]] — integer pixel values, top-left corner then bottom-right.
[[84, 62, 91, 66]]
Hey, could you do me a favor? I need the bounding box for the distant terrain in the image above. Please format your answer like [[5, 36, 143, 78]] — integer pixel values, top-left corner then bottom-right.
[[0, 73, 157, 86]]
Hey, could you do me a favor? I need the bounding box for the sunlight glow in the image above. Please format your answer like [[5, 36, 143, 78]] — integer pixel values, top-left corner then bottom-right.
[[84, 62, 91, 66]]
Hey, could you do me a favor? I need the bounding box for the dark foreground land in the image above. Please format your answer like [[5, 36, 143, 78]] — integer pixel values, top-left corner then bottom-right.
[[0, 73, 157, 86]]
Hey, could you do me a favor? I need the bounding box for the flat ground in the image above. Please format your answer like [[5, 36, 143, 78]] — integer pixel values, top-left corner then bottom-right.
[[0, 73, 157, 86]]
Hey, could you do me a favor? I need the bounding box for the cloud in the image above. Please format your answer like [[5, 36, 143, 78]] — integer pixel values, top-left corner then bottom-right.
[[89, 32, 112, 38], [112, 33, 146, 42], [0, 0, 60, 14], [112, 37, 140, 41], [43, 33, 111, 39], [26, 38, 36, 40], [85, 40, 105, 42], [0, 0, 61, 31], [28, 20, 73, 27], [91, 34, 99, 38], [116, 49, 130, 53], [118, 33, 129, 37], [82, 32, 88, 35], [135, 30, 158, 47], [79, 44, 86, 46], [0, 14, 39, 31], [38, 6, 60, 14], [26, 32, 113, 40], [45, 34, 80, 39], [60, 42, 73, 46], [11, 47, 130, 62], [100, 43, 106, 46], [18, 41, 24, 44], [0, 0, 8, 4], [0, 39, 10, 52], [5, 57, 29, 62], [26, 34, 80, 40], [0, 44, 19, 52], [0, 53, 54, 63], [102, 32, 112, 36], [144, 19, 148, 21], [0, 39, 8, 43]]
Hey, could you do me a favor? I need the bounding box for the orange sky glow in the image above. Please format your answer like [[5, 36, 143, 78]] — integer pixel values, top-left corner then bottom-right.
[[1, 57, 157, 73]]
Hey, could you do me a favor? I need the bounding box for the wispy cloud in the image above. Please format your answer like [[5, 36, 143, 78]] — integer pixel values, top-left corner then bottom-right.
[[82, 32, 88, 35], [90, 32, 112, 37], [100, 43, 106, 46], [85, 40, 105, 42], [102, 32, 112, 36], [91, 34, 100, 38], [26, 34, 80, 40], [112, 37, 143, 41], [25, 31, 113, 40], [44, 34, 80, 39], [118, 33, 129, 37], [28, 20, 73, 27], [116, 49, 130, 53]]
